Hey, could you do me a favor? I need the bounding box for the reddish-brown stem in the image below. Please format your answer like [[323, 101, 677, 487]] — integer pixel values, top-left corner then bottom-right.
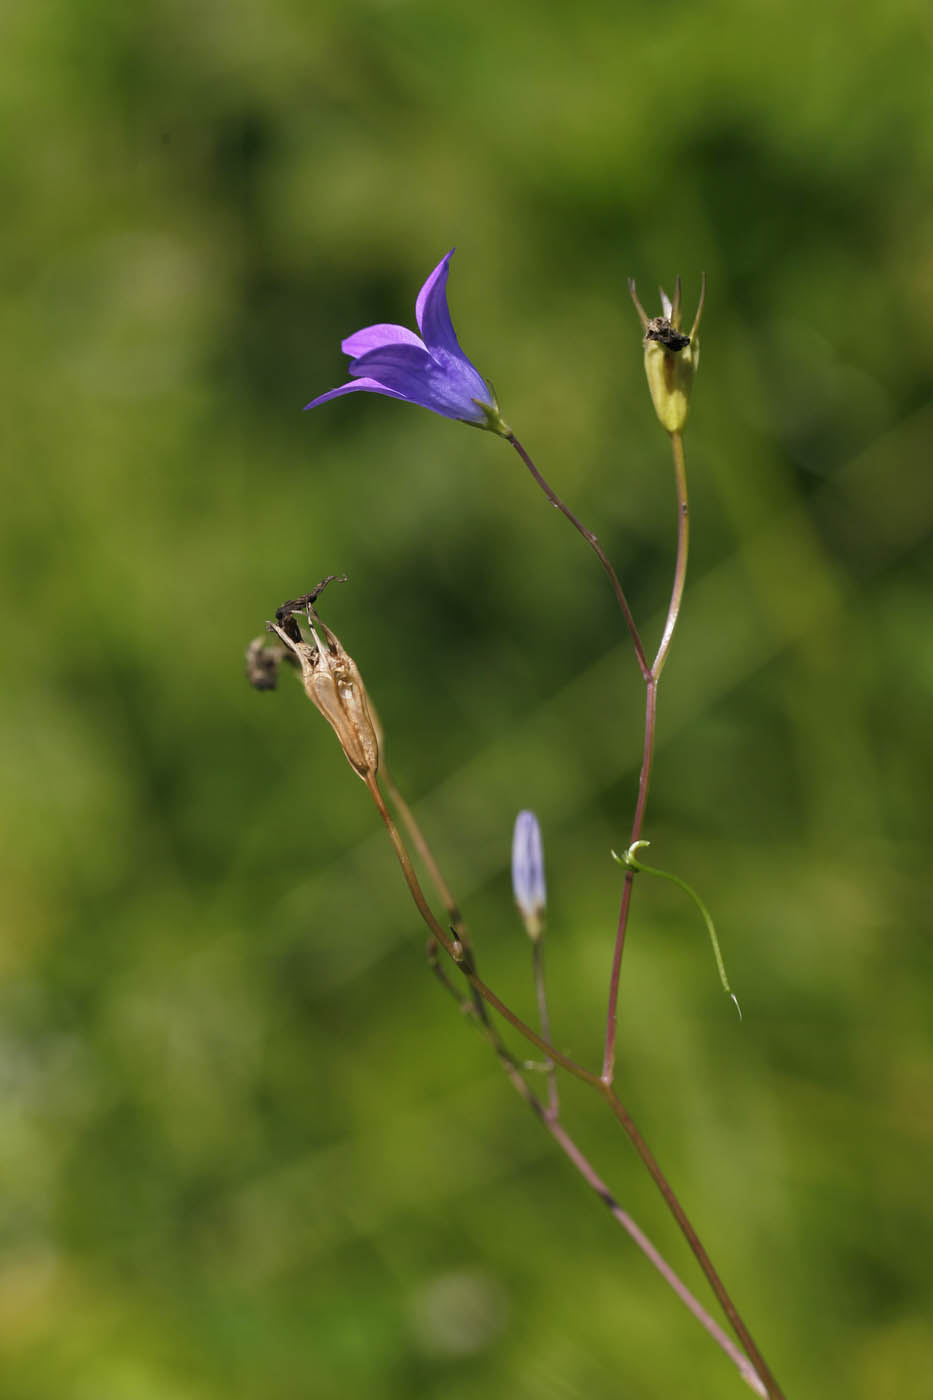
[[548, 1114, 767, 1398], [368, 775, 600, 1086], [366, 421, 784, 1394], [602, 428, 689, 1085], [602, 678, 658, 1080], [602, 1083, 784, 1400], [372, 770, 783, 1398], [426, 946, 766, 1397], [506, 433, 651, 680], [381, 763, 470, 943], [531, 936, 559, 1120]]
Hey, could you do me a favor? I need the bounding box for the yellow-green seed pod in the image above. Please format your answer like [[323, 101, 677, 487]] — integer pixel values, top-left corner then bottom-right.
[[643, 334, 699, 434], [629, 275, 705, 436]]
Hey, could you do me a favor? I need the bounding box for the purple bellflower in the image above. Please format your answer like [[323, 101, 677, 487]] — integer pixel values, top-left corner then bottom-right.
[[304, 251, 509, 434]]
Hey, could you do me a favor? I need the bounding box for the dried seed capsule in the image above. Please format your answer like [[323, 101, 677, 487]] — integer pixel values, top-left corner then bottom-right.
[[268, 613, 380, 783]]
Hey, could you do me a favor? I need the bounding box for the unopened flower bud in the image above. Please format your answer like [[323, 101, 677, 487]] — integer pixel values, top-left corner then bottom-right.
[[268, 609, 380, 783], [511, 810, 546, 940], [629, 275, 705, 435]]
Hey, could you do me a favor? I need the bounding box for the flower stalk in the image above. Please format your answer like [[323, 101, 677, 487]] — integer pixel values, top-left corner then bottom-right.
[[511, 811, 559, 1118], [387, 775, 767, 1398], [293, 256, 787, 1399], [602, 423, 691, 1082], [505, 432, 650, 679], [263, 587, 783, 1400]]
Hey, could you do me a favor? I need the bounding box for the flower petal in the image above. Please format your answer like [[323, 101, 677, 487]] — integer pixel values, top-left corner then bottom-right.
[[348, 342, 490, 421], [415, 250, 461, 357], [341, 323, 425, 358], [429, 348, 494, 414], [305, 251, 498, 427], [303, 378, 410, 411]]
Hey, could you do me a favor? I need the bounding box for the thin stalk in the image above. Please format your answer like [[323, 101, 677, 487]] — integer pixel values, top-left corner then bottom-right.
[[366, 775, 600, 1086], [653, 429, 690, 679], [601, 428, 689, 1085], [382, 760, 494, 1034], [506, 433, 650, 680], [385, 764, 557, 1120], [429, 945, 767, 1398], [531, 937, 559, 1120], [546, 1114, 766, 1398], [370, 770, 784, 1399], [602, 1083, 784, 1400], [602, 680, 657, 1081], [381, 763, 467, 940]]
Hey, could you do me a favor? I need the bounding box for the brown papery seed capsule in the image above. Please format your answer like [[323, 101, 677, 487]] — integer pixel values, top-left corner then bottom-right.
[[267, 616, 380, 782]]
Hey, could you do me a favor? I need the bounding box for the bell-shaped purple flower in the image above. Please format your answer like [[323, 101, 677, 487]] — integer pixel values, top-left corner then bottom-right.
[[304, 251, 509, 434]]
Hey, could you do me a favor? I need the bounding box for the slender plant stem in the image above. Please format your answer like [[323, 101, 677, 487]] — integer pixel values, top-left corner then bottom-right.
[[653, 429, 690, 679], [546, 1114, 767, 1399], [602, 679, 657, 1080], [370, 769, 784, 1399], [381, 764, 468, 940], [601, 428, 690, 1085], [428, 944, 766, 1399], [385, 763, 556, 1117], [601, 1082, 784, 1400], [506, 433, 651, 680], [501, 428, 689, 1082], [382, 761, 495, 1034], [405, 795, 767, 1394], [367, 775, 600, 1085], [531, 938, 559, 1120]]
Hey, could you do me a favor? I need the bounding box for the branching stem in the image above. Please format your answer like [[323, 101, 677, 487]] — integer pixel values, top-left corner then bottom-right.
[[395, 784, 767, 1397], [507, 433, 650, 680], [602, 427, 690, 1083], [369, 768, 784, 1400]]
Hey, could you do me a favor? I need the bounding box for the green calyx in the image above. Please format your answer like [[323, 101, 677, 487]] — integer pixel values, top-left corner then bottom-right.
[[467, 387, 512, 437]]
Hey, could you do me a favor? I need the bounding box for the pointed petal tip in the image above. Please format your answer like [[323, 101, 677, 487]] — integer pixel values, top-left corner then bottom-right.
[[671, 275, 683, 330], [416, 249, 467, 357], [303, 378, 410, 411], [690, 272, 708, 339], [628, 278, 649, 331]]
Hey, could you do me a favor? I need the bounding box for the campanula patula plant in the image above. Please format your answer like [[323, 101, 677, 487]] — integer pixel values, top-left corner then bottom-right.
[[248, 253, 786, 1399]]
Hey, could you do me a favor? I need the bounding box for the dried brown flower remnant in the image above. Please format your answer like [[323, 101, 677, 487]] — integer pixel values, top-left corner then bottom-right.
[[245, 636, 289, 690], [267, 603, 380, 783]]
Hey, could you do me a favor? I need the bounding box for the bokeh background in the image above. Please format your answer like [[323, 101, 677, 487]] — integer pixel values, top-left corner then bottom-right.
[[3, 1, 932, 1396]]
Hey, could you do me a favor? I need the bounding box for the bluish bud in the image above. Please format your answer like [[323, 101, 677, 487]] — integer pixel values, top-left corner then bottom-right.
[[512, 810, 546, 940]]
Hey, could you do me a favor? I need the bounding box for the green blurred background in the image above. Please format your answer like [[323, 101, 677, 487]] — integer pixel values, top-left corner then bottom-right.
[[3, 1, 932, 1395]]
